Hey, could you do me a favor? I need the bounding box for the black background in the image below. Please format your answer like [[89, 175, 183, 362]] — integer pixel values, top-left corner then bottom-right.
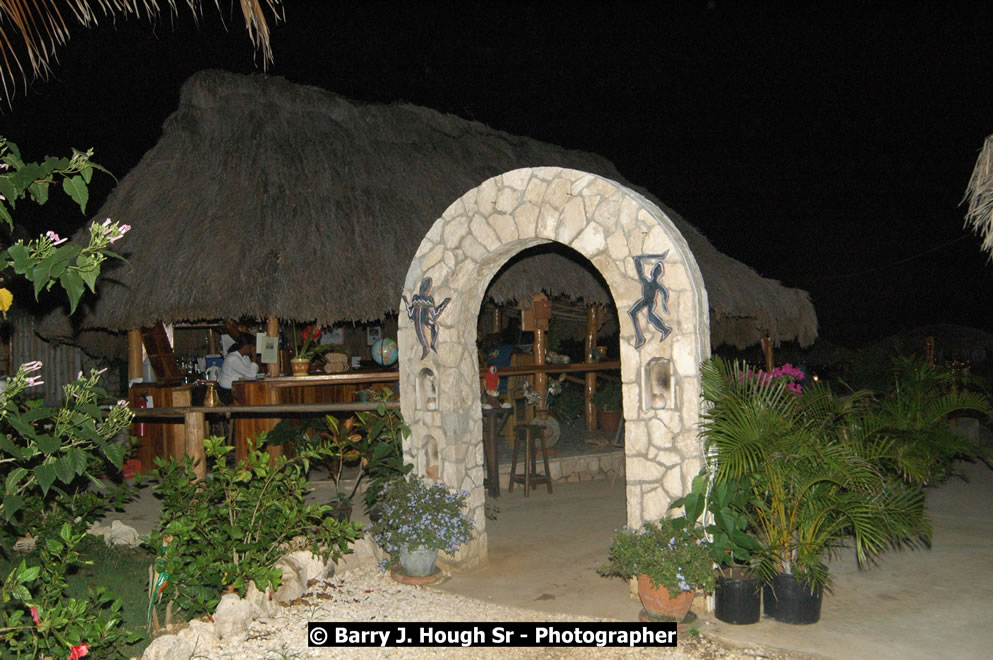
[[5, 2, 993, 348]]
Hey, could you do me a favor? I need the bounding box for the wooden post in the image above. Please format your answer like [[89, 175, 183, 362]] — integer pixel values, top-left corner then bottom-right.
[[128, 329, 143, 381], [761, 334, 774, 373], [266, 316, 279, 378], [207, 328, 219, 354], [584, 304, 601, 431], [184, 410, 206, 481], [492, 306, 503, 334]]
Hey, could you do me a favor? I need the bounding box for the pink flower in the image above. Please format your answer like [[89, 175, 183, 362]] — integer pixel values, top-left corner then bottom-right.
[[45, 230, 67, 246], [30, 606, 39, 624], [68, 643, 89, 659], [26, 376, 44, 388], [23, 360, 42, 372]]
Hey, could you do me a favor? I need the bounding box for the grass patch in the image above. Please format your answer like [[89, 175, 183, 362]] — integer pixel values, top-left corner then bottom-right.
[[2, 533, 165, 658]]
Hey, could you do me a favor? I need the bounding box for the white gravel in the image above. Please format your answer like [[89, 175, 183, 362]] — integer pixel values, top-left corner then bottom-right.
[[148, 566, 813, 659]]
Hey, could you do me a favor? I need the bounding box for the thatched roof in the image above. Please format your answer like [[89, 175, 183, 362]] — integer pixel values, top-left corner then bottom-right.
[[964, 134, 993, 259], [41, 69, 817, 351]]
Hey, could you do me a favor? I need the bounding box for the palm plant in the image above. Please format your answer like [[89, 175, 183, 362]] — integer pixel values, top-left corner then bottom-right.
[[867, 356, 992, 486], [0, 0, 283, 105], [700, 356, 932, 590]]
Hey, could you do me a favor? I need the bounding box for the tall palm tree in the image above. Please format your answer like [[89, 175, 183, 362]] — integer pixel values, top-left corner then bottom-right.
[[0, 0, 283, 105]]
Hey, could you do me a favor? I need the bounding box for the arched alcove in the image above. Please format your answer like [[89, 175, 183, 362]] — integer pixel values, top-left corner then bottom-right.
[[398, 167, 710, 569]]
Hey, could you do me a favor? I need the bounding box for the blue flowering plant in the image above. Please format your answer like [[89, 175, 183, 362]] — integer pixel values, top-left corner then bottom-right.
[[599, 516, 715, 598], [372, 474, 474, 567]]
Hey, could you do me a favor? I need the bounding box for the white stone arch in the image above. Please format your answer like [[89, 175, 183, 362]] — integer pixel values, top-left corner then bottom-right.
[[398, 167, 710, 569]]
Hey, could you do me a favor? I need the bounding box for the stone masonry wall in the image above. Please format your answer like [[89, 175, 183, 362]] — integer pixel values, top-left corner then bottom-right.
[[398, 167, 710, 570]]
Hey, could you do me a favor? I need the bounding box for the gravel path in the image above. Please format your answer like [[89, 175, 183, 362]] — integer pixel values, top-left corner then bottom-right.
[[144, 566, 817, 659]]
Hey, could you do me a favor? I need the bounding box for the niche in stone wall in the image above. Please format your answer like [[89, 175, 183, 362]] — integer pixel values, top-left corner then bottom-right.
[[423, 434, 440, 481], [416, 367, 438, 411], [644, 356, 673, 410]]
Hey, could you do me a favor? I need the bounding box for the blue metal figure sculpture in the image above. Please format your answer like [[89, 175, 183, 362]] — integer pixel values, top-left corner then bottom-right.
[[402, 277, 451, 359], [628, 252, 672, 349]]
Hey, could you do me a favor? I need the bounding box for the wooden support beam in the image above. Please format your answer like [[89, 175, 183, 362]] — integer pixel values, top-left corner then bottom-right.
[[584, 304, 601, 431], [266, 316, 279, 378], [184, 410, 206, 481], [128, 329, 143, 381]]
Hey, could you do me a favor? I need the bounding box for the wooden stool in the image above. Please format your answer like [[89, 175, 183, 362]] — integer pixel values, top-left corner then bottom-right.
[[508, 423, 553, 496]]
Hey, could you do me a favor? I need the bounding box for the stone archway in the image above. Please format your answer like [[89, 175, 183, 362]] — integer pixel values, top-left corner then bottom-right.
[[397, 167, 710, 569]]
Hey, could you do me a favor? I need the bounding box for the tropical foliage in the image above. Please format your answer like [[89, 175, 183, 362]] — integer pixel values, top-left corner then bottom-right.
[[700, 356, 943, 590]]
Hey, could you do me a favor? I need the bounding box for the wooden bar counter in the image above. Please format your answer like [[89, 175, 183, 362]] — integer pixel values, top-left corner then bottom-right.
[[231, 371, 398, 460]]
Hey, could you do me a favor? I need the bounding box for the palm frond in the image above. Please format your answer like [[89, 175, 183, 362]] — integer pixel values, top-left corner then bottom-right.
[[0, 0, 284, 106]]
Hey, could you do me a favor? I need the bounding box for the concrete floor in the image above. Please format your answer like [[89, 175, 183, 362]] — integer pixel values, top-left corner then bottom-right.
[[105, 454, 993, 660], [436, 460, 993, 660]]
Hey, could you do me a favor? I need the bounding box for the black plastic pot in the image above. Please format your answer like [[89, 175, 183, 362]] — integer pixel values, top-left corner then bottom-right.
[[762, 573, 822, 624], [714, 569, 761, 625]]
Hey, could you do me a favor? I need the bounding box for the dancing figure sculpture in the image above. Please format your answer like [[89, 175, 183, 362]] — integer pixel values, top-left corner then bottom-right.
[[628, 252, 672, 349]]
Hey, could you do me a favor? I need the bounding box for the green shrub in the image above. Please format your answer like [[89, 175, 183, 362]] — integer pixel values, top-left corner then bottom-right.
[[146, 435, 362, 618], [599, 517, 714, 598]]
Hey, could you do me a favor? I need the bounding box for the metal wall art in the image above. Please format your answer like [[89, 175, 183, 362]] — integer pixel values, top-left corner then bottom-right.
[[629, 252, 672, 349], [403, 277, 451, 359]]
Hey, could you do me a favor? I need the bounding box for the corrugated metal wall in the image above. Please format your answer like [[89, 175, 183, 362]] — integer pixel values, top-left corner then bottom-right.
[[12, 319, 84, 405]]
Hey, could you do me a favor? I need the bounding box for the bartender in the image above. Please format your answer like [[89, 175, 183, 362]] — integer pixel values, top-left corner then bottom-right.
[[217, 334, 259, 404]]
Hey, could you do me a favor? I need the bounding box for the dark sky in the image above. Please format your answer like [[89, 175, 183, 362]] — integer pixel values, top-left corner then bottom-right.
[[5, 1, 993, 348]]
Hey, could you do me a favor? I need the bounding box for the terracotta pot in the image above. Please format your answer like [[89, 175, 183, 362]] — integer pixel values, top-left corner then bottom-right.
[[637, 574, 695, 620], [290, 357, 311, 376], [598, 408, 621, 433]]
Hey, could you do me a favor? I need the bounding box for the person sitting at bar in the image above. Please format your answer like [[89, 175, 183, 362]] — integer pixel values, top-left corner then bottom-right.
[[217, 334, 259, 404]]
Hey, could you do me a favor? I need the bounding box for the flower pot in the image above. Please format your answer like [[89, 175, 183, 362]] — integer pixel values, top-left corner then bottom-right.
[[715, 568, 761, 624], [598, 408, 621, 433], [636, 574, 695, 620], [763, 573, 822, 624], [290, 357, 311, 376], [398, 545, 438, 577]]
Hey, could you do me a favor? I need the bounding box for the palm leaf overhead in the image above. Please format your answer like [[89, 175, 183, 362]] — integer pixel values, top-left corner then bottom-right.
[[964, 133, 993, 259], [0, 0, 283, 105]]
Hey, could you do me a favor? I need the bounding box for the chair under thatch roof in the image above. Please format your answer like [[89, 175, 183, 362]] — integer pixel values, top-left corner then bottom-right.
[[41, 69, 817, 353]]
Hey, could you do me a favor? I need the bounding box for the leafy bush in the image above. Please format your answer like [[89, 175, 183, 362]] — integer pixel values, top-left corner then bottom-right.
[[146, 435, 362, 617], [599, 517, 715, 598], [1, 522, 141, 658]]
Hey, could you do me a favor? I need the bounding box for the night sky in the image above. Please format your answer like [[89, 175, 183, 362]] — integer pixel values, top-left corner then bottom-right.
[[5, 2, 993, 348]]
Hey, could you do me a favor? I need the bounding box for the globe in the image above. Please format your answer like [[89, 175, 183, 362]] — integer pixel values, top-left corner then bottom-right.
[[371, 337, 398, 366]]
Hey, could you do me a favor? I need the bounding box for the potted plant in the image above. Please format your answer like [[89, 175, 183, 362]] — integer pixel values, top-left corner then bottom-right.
[[674, 470, 763, 624], [371, 474, 473, 577], [291, 323, 332, 375], [700, 356, 933, 624], [598, 516, 714, 621], [592, 379, 622, 433]]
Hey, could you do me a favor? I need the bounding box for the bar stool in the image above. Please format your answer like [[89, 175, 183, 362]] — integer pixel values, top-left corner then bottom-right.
[[508, 423, 553, 496]]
